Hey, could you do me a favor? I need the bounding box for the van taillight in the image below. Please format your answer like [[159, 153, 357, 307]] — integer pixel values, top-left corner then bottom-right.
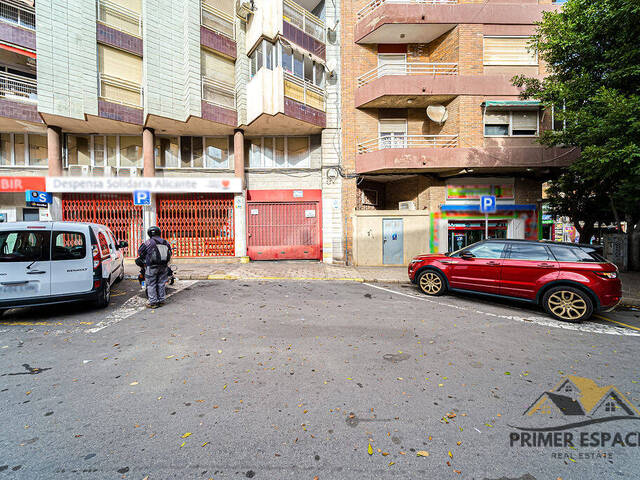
[[92, 244, 101, 270]]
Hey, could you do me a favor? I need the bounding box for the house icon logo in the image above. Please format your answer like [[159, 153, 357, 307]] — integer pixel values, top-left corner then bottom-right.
[[524, 375, 640, 419]]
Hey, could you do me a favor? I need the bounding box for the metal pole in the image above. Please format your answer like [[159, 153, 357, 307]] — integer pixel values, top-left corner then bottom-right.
[[485, 213, 489, 239]]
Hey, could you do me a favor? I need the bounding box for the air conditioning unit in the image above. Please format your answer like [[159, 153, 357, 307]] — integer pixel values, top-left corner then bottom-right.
[[92, 166, 115, 177], [235, 0, 254, 20], [68, 165, 90, 176], [398, 201, 416, 210], [117, 167, 138, 177]]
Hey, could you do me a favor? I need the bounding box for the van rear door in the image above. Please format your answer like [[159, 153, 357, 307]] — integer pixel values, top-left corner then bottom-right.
[[0, 225, 52, 300], [50, 226, 93, 295]]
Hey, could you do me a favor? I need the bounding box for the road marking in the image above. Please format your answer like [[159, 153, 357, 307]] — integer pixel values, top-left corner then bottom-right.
[[86, 280, 196, 334], [594, 314, 640, 332], [363, 283, 640, 337], [206, 275, 365, 281]]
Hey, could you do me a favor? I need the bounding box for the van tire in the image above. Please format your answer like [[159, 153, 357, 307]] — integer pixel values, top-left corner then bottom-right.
[[96, 281, 110, 309]]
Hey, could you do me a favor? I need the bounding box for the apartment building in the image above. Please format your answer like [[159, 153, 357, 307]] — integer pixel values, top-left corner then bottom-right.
[[0, 0, 344, 263], [342, 0, 577, 265]]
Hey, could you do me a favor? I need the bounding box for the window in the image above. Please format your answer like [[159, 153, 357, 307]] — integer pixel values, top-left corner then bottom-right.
[[98, 232, 110, 258], [460, 242, 506, 259], [0, 230, 50, 262], [154, 136, 230, 169], [484, 110, 539, 137], [66, 135, 142, 169], [552, 102, 566, 131], [119, 136, 143, 168], [508, 243, 552, 261], [52, 232, 86, 261], [203, 137, 229, 168], [245, 137, 310, 169], [565, 385, 573, 393], [483, 37, 537, 66], [379, 119, 407, 148], [98, 44, 143, 106], [0, 133, 10, 166], [155, 136, 180, 168], [249, 41, 325, 89], [0, 133, 48, 168], [605, 400, 616, 412], [378, 54, 406, 76]]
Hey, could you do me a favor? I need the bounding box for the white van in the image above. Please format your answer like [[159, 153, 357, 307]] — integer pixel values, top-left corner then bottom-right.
[[0, 221, 128, 314]]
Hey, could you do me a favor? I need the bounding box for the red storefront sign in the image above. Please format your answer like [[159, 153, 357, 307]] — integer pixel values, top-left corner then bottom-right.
[[0, 176, 46, 192]]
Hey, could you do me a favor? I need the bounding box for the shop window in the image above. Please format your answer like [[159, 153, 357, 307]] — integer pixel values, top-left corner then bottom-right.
[[155, 136, 180, 168], [119, 136, 143, 168], [204, 137, 229, 168], [246, 137, 310, 169], [0, 133, 11, 166], [0, 134, 47, 168], [28, 134, 48, 167], [484, 110, 539, 137]]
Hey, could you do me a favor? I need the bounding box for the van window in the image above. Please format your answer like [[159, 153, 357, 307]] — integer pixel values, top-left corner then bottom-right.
[[52, 232, 86, 261], [0, 230, 51, 262], [98, 232, 110, 258]]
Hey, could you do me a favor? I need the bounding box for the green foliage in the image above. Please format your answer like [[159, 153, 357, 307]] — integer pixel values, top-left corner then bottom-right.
[[512, 0, 640, 232]]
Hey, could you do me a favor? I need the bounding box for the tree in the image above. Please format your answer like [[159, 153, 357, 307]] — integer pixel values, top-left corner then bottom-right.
[[512, 0, 640, 257]]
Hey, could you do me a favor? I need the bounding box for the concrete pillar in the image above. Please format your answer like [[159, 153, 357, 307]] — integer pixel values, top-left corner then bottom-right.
[[233, 129, 247, 257], [143, 127, 155, 177], [233, 129, 245, 186], [47, 126, 62, 176]]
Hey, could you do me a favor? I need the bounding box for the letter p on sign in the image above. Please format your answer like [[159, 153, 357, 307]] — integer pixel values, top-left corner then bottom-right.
[[480, 195, 496, 213], [133, 190, 151, 206]]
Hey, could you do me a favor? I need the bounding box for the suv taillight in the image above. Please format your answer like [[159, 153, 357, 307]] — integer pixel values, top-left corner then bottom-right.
[[594, 271, 618, 279]]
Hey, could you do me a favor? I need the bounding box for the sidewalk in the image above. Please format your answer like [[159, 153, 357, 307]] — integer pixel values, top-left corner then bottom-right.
[[125, 261, 640, 306]]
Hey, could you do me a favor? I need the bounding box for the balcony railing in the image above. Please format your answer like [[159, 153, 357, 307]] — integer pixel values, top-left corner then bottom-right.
[[97, 0, 142, 37], [283, 0, 325, 44], [358, 62, 458, 87], [357, 134, 458, 154], [201, 2, 235, 39], [98, 73, 143, 108], [0, 0, 35, 30], [0, 71, 36, 102], [283, 71, 325, 111], [357, 0, 457, 21], [202, 76, 236, 110]]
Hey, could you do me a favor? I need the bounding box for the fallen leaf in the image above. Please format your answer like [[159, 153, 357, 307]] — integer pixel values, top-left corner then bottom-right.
[[504, 372, 511, 375], [129, 382, 138, 386], [181, 432, 192, 438], [448, 451, 453, 459], [180, 441, 185, 448], [417, 451, 429, 457], [381, 452, 389, 456], [166, 355, 174, 359], [388, 462, 395, 466], [202, 442, 208, 447], [367, 443, 373, 455], [223, 384, 227, 390]]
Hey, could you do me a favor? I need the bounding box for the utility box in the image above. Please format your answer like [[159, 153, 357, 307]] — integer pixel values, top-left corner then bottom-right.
[[603, 234, 628, 272]]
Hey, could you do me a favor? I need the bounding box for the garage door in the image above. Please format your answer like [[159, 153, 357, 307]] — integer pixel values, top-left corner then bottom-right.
[[247, 201, 321, 260], [62, 193, 144, 257], [157, 193, 234, 258]]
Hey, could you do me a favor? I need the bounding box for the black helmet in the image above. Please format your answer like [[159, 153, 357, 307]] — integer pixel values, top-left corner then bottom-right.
[[147, 226, 161, 238]]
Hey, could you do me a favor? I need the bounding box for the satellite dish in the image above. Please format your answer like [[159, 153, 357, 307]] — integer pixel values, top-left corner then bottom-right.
[[325, 59, 337, 76], [327, 19, 339, 33], [235, 0, 254, 20], [427, 104, 448, 124]]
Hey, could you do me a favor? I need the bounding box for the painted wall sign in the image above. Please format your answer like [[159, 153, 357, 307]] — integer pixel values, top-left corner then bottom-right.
[[446, 184, 514, 201], [293, 190, 304, 198], [45, 176, 242, 193], [0, 176, 46, 192]]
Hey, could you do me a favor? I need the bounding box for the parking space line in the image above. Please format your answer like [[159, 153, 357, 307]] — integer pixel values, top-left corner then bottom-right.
[[363, 283, 640, 337], [594, 314, 640, 332], [86, 280, 196, 334]]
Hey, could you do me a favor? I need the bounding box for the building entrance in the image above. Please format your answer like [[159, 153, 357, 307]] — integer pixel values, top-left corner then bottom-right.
[[448, 221, 508, 251]]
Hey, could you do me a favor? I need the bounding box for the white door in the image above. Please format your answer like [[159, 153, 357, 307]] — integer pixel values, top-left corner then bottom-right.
[[0, 226, 52, 300], [378, 54, 406, 77], [95, 228, 114, 284], [50, 228, 93, 295], [379, 118, 407, 149]]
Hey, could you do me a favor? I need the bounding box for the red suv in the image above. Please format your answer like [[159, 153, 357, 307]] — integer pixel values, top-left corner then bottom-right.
[[408, 240, 621, 323]]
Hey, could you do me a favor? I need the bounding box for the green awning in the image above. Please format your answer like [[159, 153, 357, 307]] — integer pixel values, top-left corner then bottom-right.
[[483, 100, 541, 108]]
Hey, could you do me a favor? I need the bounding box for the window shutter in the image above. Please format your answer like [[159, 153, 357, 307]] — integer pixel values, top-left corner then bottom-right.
[[378, 119, 407, 134], [98, 45, 142, 84], [203, 0, 234, 17], [109, 0, 141, 13], [483, 37, 537, 66], [201, 49, 235, 85], [512, 111, 538, 130], [484, 111, 509, 125]]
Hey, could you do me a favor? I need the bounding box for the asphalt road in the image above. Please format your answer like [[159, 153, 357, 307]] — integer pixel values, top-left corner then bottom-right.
[[0, 279, 639, 479]]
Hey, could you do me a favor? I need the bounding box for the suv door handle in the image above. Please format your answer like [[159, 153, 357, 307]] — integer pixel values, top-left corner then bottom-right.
[[537, 263, 555, 268], [486, 261, 500, 266]]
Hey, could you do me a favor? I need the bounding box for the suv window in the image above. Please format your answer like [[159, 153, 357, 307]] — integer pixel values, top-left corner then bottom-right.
[[508, 243, 552, 261], [0, 230, 51, 262], [52, 231, 87, 261], [464, 242, 506, 259], [549, 245, 605, 263]]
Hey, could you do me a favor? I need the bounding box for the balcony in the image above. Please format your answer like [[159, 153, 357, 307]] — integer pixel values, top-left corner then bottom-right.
[[355, 0, 560, 44], [0, 1, 35, 30], [355, 134, 577, 174], [358, 62, 458, 87], [0, 71, 35, 103], [96, 0, 142, 38], [97, 73, 143, 125], [283, 71, 324, 112]]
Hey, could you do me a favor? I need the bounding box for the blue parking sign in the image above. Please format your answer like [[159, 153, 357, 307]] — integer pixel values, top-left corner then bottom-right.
[[480, 195, 496, 213], [133, 190, 151, 206]]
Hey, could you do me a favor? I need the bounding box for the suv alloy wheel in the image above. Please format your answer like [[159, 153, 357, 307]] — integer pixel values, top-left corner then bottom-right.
[[418, 270, 446, 296], [542, 286, 593, 323]]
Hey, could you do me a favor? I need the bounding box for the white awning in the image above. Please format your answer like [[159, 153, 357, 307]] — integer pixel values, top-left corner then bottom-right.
[[278, 36, 325, 67]]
